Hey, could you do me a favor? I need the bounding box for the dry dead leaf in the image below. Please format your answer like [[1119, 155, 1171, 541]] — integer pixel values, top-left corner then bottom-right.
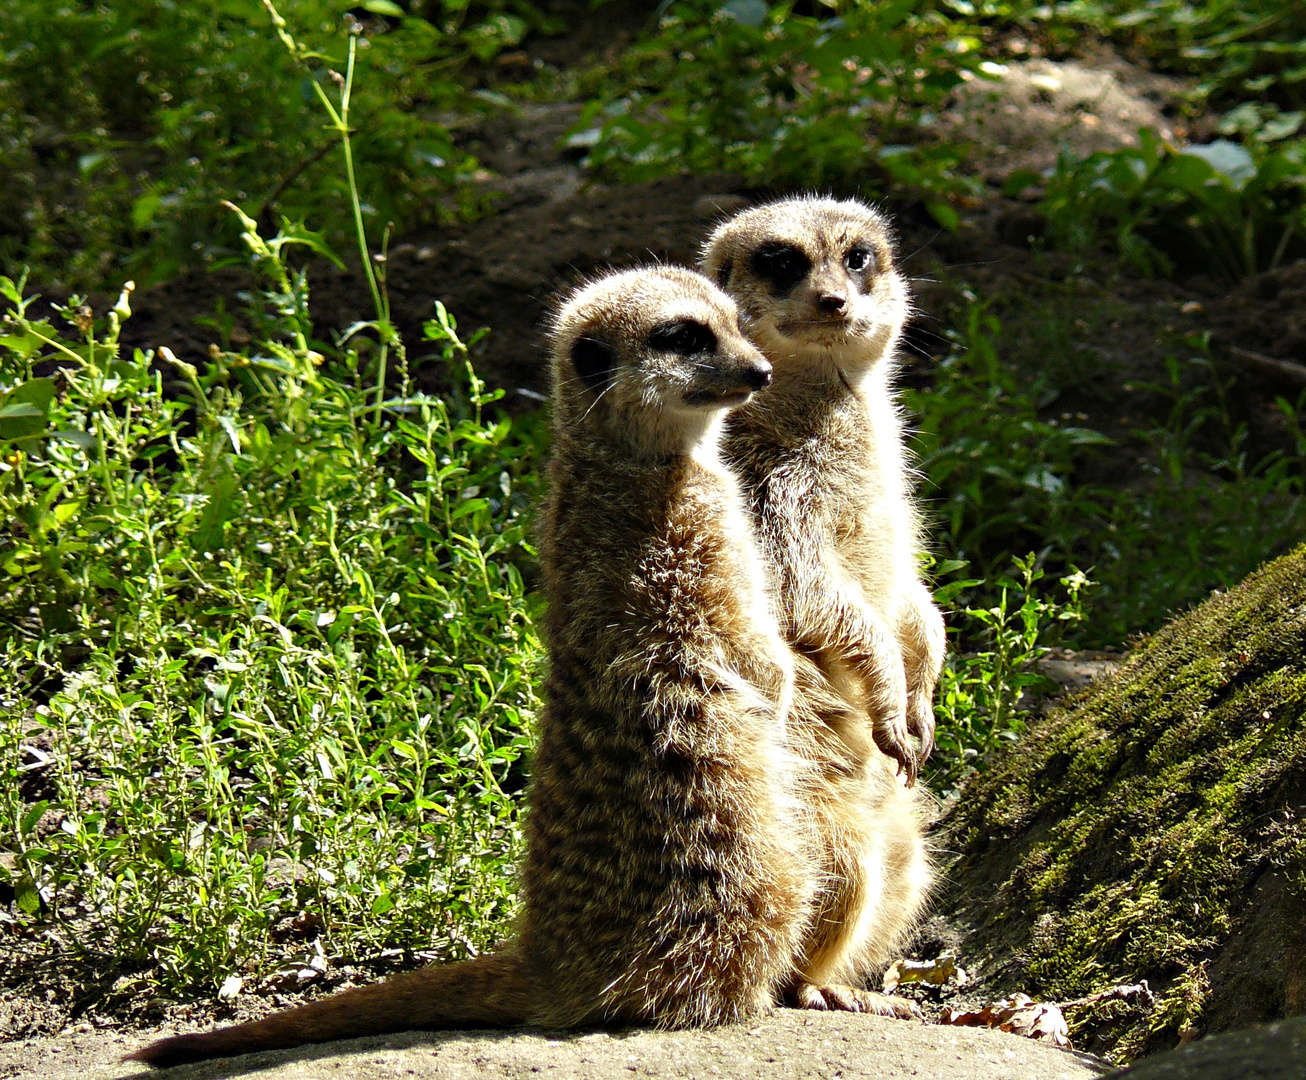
[[943, 993, 1071, 1048], [882, 952, 968, 992]]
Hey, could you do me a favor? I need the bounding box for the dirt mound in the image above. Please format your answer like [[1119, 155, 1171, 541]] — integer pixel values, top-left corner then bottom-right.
[[934, 547, 1306, 1062], [943, 52, 1186, 182], [1206, 260, 1306, 363]]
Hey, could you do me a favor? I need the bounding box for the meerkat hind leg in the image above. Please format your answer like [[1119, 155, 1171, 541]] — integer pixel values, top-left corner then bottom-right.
[[784, 802, 923, 1023]]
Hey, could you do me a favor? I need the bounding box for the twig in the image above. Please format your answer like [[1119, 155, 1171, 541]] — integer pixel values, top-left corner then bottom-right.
[[1226, 345, 1306, 388], [257, 139, 340, 228]]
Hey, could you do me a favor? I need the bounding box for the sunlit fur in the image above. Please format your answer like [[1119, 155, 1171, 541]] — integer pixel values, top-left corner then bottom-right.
[[126, 267, 815, 1068], [703, 196, 939, 1011]]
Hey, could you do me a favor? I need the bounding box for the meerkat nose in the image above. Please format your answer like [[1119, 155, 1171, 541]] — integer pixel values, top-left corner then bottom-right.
[[743, 361, 773, 390], [818, 293, 848, 315]]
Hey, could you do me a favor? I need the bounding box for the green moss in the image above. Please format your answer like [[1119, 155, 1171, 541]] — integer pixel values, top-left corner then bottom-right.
[[941, 547, 1306, 1061]]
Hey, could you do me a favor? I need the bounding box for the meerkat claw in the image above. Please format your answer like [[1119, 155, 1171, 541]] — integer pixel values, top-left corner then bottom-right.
[[908, 697, 936, 767], [873, 716, 916, 784], [791, 982, 923, 1020]]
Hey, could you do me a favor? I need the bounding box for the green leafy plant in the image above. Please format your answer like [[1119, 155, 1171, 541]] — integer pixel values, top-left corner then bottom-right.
[[1030, 128, 1306, 279], [0, 238, 542, 998], [906, 296, 1113, 577], [570, 0, 987, 228], [1037, 0, 1306, 111], [1088, 348, 1306, 641], [910, 296, 1306, 644], [929, 553, 1091, 793]]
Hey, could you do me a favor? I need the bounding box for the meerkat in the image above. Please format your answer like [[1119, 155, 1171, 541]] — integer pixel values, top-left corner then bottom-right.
[[701, 195, 942, 1012], [127, 267, 815, 1068]]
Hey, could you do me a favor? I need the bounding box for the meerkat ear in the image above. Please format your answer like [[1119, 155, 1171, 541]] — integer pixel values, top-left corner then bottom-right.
[[715, 257, 733, 289], [570, 336, 617, 394]]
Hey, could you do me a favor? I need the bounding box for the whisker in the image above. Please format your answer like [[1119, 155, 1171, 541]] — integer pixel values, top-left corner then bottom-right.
[[579, 379, 619, 424], [899, 229, 943, 264]]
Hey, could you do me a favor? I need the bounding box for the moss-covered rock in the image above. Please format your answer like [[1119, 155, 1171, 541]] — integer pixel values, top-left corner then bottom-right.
[[939, 547, 1306, 1062]]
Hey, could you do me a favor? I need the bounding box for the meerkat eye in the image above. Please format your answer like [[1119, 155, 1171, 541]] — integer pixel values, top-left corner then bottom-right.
[[648, 320, 717, 357], [845, 246, 876, 273], [750, 242, 811, 294]]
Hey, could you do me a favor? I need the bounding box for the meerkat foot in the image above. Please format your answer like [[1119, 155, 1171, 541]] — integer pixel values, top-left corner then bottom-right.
[[790, 982, 923, 1020]]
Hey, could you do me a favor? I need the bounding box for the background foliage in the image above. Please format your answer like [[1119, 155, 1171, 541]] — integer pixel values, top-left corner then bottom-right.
[[1, 230, 541, 991], [0, 0, 551, 289]]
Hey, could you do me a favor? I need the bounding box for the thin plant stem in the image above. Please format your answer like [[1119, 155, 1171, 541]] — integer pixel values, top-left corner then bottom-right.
[[261, 2, 389, 425]]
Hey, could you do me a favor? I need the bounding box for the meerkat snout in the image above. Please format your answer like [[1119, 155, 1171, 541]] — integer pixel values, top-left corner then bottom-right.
[[816, 292, 847, 317], [743, 362, 772, 390], [647, 316, 772, 407]]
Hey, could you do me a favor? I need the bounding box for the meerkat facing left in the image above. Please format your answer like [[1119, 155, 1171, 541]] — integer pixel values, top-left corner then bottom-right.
[[701, 196, 943, 1008]]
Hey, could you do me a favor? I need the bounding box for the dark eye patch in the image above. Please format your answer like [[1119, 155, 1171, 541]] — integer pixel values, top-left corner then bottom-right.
[[845, 246, 877, 274], [648, 320, 717, 357], [570, 336, 617, 394], [750, 242, 811, 294]]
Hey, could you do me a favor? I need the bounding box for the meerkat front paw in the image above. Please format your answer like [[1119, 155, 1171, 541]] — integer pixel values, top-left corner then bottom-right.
[[790, 982, 923, 1020], [864, 660, 914, 780], [871, 707, 916, 784], [906, 693, 936, 768]]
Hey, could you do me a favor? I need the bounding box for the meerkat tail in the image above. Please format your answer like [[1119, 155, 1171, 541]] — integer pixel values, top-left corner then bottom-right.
[[125, 951, 530, 1068]]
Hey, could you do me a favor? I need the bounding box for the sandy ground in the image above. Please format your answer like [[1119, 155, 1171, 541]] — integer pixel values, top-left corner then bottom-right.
[[0, 1011, 1105, 1080]]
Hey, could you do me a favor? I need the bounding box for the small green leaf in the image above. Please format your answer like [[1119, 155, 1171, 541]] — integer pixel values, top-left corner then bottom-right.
[[191, 473, 240, 553], [132, 192, 163, 229], [20, 801, 49, 837], [14, 875, 41, 915], [1179, 140, 1255, 190], [720, 0, 768, 27], [274, 220, 346, 270], [0, 403, 44, 419], [0, 378, 55, 442], [926, 200, 961, 232], [218, 415, 243, 455], [52, 429, 97, 450], [40, 499, 84, 535], [1002, 170, 1042, 198]]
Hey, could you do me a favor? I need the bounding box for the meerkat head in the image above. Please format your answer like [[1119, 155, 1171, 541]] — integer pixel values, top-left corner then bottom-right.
[[549, 266, 772, 458], [701, 196, 910, 380]]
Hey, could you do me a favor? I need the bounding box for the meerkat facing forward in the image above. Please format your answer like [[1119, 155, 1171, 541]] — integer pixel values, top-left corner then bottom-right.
[[129, 267, 814, 1067], [702, 196, 942, 1009]]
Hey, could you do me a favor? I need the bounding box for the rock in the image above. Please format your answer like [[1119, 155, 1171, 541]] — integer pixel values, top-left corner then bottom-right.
[[1104, 1016, 1306, 1078], [0, 1012, 1102, 1079], [935, 547, 1306, 1062]]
